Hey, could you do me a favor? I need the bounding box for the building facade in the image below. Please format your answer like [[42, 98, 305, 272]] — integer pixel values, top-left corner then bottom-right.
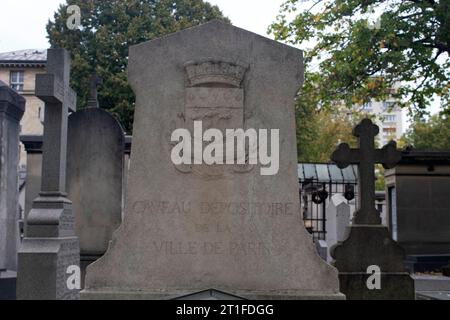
[[358, 98, 403, 146], [0, 49, 46, 166]]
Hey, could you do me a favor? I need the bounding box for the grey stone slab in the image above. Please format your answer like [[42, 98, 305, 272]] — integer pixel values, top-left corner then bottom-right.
[[416, 291, 450, 300], [20, 135, 43, 235], [0, 81, 25, 272], [326, 194, 350, 262], [413, 274, 450, 291], [67, 107, 124, 285], [0, 270, 17, 300], [83, 21, 342, 300]]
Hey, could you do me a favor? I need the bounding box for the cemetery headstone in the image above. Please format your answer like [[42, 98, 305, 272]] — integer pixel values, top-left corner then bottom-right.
[[20, 135, 43, 234], [326, 194, 350, 262], [67, 74, 124, 287], [83, 21, 343, 299], [17, 49, 80, 300], [0, 81, 25, 299], [331, 118, 414, 299]]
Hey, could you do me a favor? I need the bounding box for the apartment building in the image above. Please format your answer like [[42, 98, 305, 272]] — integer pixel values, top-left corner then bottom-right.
[[0, 49, 47, 166]]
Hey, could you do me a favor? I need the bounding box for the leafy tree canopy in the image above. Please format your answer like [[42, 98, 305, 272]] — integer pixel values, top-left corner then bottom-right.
[[47, 0, 229, 133], [270, 0, 450, 116], [403, 114, 450, 149]]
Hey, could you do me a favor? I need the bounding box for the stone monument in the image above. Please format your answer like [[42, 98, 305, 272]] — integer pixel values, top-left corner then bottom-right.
[[331, 118, 414, 299], [0, 81, 25, 299], [83, 21, 342, 299], [67, 73, 124, 287], [17, 49, 80, 300], [325, 194, 350, 262]]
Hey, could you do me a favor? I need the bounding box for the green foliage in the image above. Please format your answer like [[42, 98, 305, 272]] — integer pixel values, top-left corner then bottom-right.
[[270, 0, 450, 117], [47, 0, 229, 133], [403, 114, 450, 149], [296, 102, 358, 162]]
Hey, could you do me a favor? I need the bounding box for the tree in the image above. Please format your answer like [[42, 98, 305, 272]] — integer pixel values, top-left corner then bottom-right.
[[403, 114, 450, 149], [270, 0, 450, 117], [296, 103, 358, 162], [47, 0, 229, 133]]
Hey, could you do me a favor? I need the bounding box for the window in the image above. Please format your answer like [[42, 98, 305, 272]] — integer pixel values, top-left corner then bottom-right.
[[362, 102, 372, 110], [383, 115, 396, 122], [382, 101, 395, 111], [383, 127, 396, 133], [10, 71, 24, 92]]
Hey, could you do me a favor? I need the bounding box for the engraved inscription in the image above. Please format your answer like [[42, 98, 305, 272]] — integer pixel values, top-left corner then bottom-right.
[[132, 200, 295, 216], [151, 240, 271, 256]]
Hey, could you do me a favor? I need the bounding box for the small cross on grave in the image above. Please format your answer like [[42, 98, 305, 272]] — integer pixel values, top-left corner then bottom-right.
[[35, 49, 76, 194], [87, 74, 103, 108], [331, 118, 401, 224]]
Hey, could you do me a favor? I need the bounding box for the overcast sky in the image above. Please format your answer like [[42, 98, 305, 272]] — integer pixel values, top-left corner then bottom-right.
[[0, 0, 285, 52], [0, 0, 441, 126]]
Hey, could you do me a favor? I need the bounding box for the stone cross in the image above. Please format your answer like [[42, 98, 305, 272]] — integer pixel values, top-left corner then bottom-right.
[[87, 74, 102, 108], [331, 118, 401, 224], [35, 49, 76, 194], [18, 49, 80, 300]]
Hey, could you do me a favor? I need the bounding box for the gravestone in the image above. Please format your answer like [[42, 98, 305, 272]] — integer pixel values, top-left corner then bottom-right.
[[67, 74, 124, 287], [331, 118, 414, 299], [17, 49, 80, 300], [83, 21, 342, 299], [326, 194, 350, 262], [0, 81, 25, 299]]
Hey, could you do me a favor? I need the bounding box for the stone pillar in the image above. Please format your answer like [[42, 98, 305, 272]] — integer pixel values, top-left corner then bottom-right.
[[0, 80, 25, 284]]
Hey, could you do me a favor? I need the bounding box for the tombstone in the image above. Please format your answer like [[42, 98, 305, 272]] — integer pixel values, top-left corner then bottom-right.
[[20, 135, 43, 234], [385, 150, 450, 272], [0, 81, 25, 298], [67, 74, 124, 287], [326, 194, 350, 262], [17, 49, 80, 300], [315, 240, 328, 261], [331, 118, 414, 299], [82, 21, 343, 299]]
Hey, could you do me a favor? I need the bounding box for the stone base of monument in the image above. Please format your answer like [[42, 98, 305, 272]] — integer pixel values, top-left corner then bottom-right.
[[81, 289, 345, 300], [405, 254, 450, 273], [331, 225, 415, 300], [18, 237, 80, 300], [0, 270, 17, 300], [80, 254, 101, 289]]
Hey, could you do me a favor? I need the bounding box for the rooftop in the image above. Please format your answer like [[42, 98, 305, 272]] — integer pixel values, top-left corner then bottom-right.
[[298, 162, 358, 183], [0, 49, 47, 68]]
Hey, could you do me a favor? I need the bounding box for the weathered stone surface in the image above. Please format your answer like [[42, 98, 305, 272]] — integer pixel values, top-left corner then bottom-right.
[[385, 151, 450, 256], [331, 118, 414, 300], [83, 21, 342, 299], [17, 49, 80, 300], [325, 194, 350, 262], [20, 135, 43, 234], [0, 81, 25, 273], [67, 107, 124, 285]]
